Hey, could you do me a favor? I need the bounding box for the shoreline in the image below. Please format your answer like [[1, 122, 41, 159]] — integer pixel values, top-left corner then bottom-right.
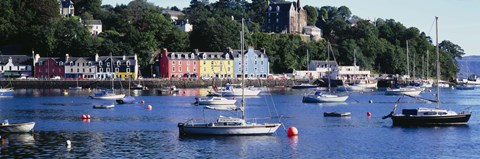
[[0, 79, 298, 89]]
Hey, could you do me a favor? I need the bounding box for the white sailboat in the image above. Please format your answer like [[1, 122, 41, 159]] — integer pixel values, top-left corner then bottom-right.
[[117, 74, 136, 104], [0, 80, 14, 97], [178, 19, 281, 135], [303, 41, 349, 103], [90, 54, 125, 100], [383, 17, 471, 126]]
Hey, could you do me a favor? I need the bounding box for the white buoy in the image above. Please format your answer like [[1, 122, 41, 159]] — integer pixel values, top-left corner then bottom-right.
[[66, 140, 71, 149], [369, 100, 373, 103]]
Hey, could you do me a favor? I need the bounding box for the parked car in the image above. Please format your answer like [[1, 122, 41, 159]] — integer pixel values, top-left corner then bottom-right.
[[50, 76, 61, 80], [16, 76, 27, 80]]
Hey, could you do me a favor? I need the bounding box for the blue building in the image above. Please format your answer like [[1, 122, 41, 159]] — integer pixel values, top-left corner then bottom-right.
[[231, 47, 269, 79]]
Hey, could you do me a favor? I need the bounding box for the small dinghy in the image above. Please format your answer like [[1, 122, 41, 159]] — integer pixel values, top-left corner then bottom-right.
[[93, 104, 115, 109], [0, 121, 35, 133], [323, 112, 351, 117]]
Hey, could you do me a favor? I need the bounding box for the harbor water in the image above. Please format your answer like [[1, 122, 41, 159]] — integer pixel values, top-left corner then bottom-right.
[[0, 87, 480, 158]]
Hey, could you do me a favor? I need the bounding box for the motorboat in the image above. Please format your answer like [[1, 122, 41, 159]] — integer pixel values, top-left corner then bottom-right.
[[0, 121, 35, 133], [195, 97, 237, 105], [0, 88, 14, 97], [93, 104, 115, 109], [323, 112, 351, 117], [90, 89, 125, 100], [385, 87, 422, 96], [291, 83, 318, 89], [302, 90, 348, 103]]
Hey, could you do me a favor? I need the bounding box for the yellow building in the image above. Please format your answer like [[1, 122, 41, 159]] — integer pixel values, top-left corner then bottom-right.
[[198, 52, 234, 79]]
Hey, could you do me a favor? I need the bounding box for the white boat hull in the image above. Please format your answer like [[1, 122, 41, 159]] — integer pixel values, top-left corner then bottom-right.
[[303, 94, 349, 103], [178, 123, 281, 135], [385, 88, 422, 96], [0, 88, 14, 96], [0, 122, 35, 133], [90, 93, 125, 100], [196, 97, 237, 105]]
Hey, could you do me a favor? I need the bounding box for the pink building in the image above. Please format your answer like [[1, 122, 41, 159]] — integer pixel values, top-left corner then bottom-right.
[[159, 49, 199, 79]]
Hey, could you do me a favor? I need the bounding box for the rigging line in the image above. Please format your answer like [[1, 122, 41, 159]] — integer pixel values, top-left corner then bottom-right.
[[268, 92, 282, 123], [428, 18, 436, 37], [263, 93, 273, 118]]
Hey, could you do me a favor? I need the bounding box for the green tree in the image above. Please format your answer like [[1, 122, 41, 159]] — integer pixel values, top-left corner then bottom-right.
[[303, 5, 318, 26]]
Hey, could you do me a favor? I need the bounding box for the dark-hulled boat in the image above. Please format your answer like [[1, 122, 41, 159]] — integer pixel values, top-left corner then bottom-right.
[[382, 17, 472, 126], [323, 112, 351, 117]]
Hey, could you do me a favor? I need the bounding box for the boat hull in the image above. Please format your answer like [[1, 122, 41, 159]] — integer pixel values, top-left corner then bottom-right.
[[178, 123, 281, 136], [324, 112, 351, 117], [90, 94, 125, 100], [302, 95, 348, 103], [385, 88, 422, 96], [391, 113, 471, 126], [291, 85, 318, 89], [0, 122, 35, 133], [0, 88, 14, 97], [116, 96, 136, 104], [196, 97, 237, 105]]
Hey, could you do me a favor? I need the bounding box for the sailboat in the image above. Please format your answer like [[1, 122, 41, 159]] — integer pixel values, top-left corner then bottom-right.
[[178, 19, 281, 136], [337, 49, 376, 91], [116, 74, 136, 104], [0, 80, 14, 97], [68, 76, 82, 90], [385, 40, 423, 96], [196, 73, 237, 105], [302, 41, 349, 103], [90, 54, 126, 100], [456, 59, 474, 90], [382, 17, 471, 126]]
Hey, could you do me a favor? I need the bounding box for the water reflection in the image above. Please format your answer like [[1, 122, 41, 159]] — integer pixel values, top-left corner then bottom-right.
[[1, 133, 35, 146]]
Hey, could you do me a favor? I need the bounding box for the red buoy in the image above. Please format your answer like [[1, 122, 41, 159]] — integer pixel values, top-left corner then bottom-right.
[[287, 127, 298, 137], [183, 90, 186, 94], [367, 112, 372, 117], [81, 114, 87, 119], [140, 100, 145, 104], [146, 105, 152, 110]]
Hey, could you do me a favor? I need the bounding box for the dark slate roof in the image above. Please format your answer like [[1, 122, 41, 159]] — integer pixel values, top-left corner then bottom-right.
[[60, 0, 73, 8], [0, 55, 32, 65], [167, 52, 198, 60], [197, 52, 233, 60], [83, 20, 102, 25], [230, 49, 267, 58], [65, 57, 94, 63], [98, 56, 137, 65]]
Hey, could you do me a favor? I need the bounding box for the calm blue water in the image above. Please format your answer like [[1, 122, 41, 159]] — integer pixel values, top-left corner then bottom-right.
[[1, 87, 480, 158]]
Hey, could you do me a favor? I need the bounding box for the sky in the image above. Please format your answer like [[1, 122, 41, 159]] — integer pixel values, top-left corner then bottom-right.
[[102, 0, 480, 56]]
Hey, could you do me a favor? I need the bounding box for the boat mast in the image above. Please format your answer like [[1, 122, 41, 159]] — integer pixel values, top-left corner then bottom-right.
[[353, 49, 356, 82], [406, 40, 410, 79], [110, 53, 114, 93], [427, 50, 429, 80], [435, 16, 440, 109], [327, 41, 331, 93], [241, 18, 245, 120]]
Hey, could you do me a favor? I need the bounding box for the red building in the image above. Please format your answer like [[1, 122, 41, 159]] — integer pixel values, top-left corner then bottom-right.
[[159, 49, 199, 79], [34, 57, 65, 79]]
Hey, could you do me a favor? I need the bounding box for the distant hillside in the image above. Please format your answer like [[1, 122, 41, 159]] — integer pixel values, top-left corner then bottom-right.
[[456, 56, 480, 77]]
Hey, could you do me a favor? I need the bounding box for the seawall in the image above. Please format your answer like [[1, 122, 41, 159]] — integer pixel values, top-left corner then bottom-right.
[[0, 79, 296, 89]]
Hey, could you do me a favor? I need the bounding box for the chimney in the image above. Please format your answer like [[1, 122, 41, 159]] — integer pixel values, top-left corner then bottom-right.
[[95, 54, 99, 62], [194, 49, 199, 54], [123, 55, 126, 60], [65, 54, 69, 62]]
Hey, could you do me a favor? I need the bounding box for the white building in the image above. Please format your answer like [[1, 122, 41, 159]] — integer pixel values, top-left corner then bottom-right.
[[303, 26, 322, 42], [83, 20, 103, 36], [178, 19, 193, 32], [59, 0, 74, 17], [0, 55, 33, 78]]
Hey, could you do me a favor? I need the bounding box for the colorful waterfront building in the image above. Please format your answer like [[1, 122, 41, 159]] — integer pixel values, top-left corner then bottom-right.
[[198, 51, 234, 79], [96, 54, 138, 80], [159, 49, 200, 78], [64, 54, 96, 79], [232, 47, 269, 79], [33, 55, 65, 79]]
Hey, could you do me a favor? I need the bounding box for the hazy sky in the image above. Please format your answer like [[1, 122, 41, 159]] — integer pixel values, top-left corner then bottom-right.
[[102, 0, 480, 56]]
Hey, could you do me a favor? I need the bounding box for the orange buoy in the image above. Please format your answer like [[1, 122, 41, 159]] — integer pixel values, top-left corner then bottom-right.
[[140, 100, 145, 104], [146, 105, 152, 110], [367, 112, 372, 117], [287, 127, 298, 137]]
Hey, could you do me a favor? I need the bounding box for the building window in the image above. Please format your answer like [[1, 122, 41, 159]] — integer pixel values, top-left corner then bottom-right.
[[203, 61, 206, 65], [187, 61, 190, 65], [83, 68, 85, 72], [179, 61, 182, 65], [117, 61, 121, 66], [107, 62, 110, 67], [194, 61, 196, 65], [77, 68, 79, 72], [261, 61, 264, 65], [126, 68, 130, 72], [126, 61, 130, 66], [89, 68, 92, 72], [255, 61, 257, 65], [172, 67, 175, 72], [228, 67, 230, 72], [193, 67, 196, 72], [99, 61, 102, 66], [71, 68, 73, 72], [179, 67, 182, 72], [70, 61, 73, 66], [172, 61, 175, 65], [203, 67, 206, 71], [187, 67, 190, 72]]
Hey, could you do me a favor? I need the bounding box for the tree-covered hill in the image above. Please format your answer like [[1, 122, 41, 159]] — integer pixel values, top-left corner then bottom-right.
[[0, 0, 464, 79]]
